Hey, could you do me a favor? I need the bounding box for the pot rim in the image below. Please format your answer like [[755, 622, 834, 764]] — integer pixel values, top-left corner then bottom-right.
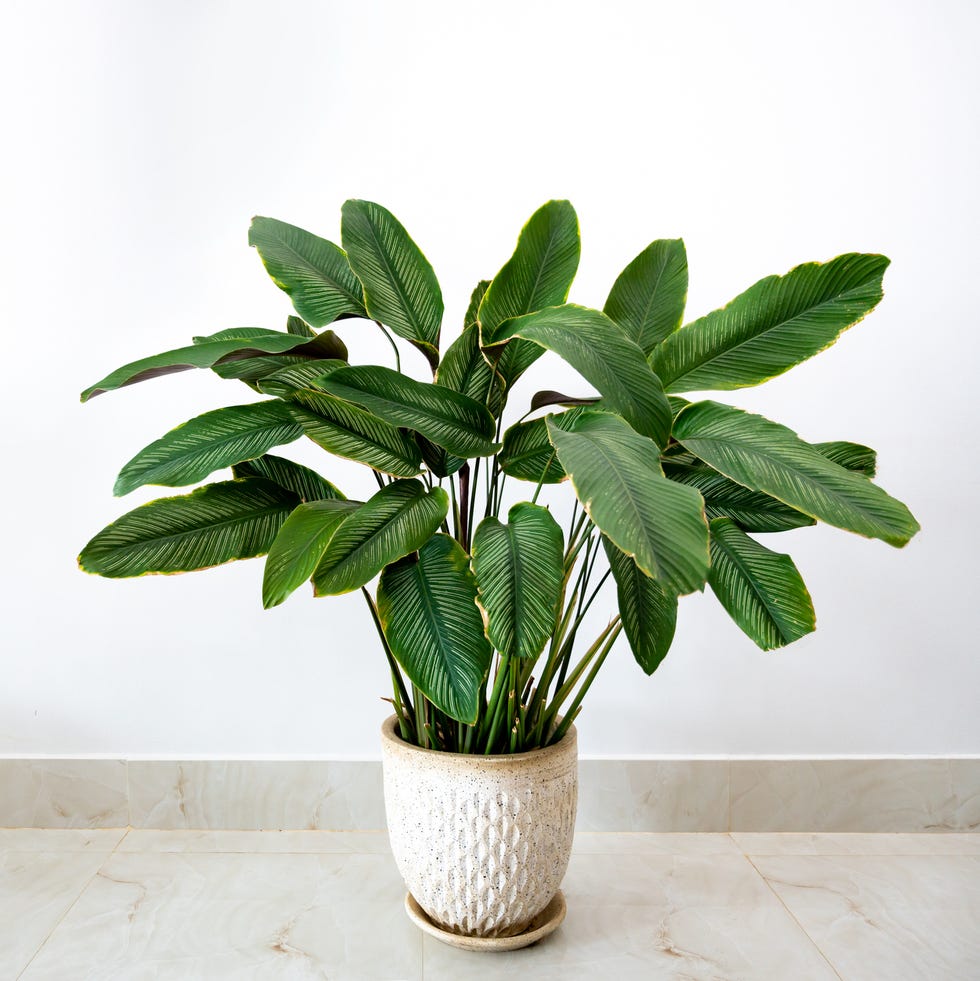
[[380, 714, 576, 764]]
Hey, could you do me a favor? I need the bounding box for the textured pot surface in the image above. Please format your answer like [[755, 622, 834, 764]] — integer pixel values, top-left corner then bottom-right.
[[380, 715, 578, 939]]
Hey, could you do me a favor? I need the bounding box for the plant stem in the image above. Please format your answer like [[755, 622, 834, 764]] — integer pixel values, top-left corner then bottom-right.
[[361, 587, 415, 741], [531, 451, 557, 506], [374, 320, 401, 373]]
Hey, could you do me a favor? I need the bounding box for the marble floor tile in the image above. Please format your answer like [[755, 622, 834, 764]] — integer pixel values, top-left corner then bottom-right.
[[19, 850, 421, 981], [116, 829, 393, 854], [572, 831, 741, 855], [753, 854, 980, 981], [423, 853, 837, 979], [0, 828, 125, 852], [0, 849, 111, 978], [733, 831, 980, 855]]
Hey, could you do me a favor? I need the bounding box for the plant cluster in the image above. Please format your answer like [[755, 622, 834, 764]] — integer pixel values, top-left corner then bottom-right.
[[79, 200, 919, 753]]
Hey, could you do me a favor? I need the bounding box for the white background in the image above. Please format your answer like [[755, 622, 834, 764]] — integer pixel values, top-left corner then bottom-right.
[[1, 0, 977, 758]]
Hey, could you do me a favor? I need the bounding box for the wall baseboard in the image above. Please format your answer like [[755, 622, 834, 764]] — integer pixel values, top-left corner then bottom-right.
[[0, 758, 977, 832]]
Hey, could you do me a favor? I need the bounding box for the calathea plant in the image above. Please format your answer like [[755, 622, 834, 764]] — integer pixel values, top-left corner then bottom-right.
[[79, 200, 919, 753]]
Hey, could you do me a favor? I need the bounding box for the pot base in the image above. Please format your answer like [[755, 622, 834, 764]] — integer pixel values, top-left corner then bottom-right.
[[404, 890, 566, 951]]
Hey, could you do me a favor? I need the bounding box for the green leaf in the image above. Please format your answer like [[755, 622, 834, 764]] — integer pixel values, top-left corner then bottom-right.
[[472, 503, 564, 660], [114, 401, 304, 496], [78, 478, 298, 578], [604, 239, 688, 354], [707, 517, 816, 650], [80, 334, 318, 402], [603, 537, 677, 675], [650, 253, 890, 392], [498, 406, 591, 484], [248, 216, 367, 326], [286, 316, 315, 337], [341, 199, 443, 370], [529, 391, 600, 412], [813, 441, 877, 477], [315, 365, 499, 458], [263, 499, 360, 608], [233, 454, 345, 503], [378, 534, 492, 724], [211, 355, 312, 384], [478, 200, 581, 389], [489, 304, 672, 447], [257, 359, 347, 394], [312, 479, 449, 595], [285, 390, 423, 477], [673, 401, 919, 547], [547, 411, 709, 595]]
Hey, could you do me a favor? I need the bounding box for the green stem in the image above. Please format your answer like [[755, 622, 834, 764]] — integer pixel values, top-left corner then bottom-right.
[[374, 320, 401, 373], [544, 618, 621, 732], [361, 587, 415, 739], [530, 451, 557, 506]]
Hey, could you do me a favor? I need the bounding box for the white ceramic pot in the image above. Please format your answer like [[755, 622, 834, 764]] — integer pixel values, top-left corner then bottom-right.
[[380, 715, 578, 939]]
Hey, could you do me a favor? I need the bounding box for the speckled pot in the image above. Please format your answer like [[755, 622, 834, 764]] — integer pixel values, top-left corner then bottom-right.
[[380, 715, 578, 940]]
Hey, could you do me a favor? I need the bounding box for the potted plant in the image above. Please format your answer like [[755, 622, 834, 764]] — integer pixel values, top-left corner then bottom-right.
[[79, 199, 919, 948]]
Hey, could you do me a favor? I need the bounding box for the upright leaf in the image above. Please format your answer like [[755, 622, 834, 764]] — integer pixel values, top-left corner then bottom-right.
[[78, 478, 298, 578], [603, 538, 678, 675], [489, 304, 672, 447], [248, 217, 367, 326], [604, 239, 688, 354], [378, 535, 492, 724], [114, 401, 304, 496], [263, 499, 360, 608], [478, 200, 581, 389], [233, 454, 345, 503], [547, 411, 709, 595], [315, 365, 499, 458], [650, 253, 890, 392], [707, 517, 816, 650], [673, 401, 919, 546], [472, 503, 564, 660], [341, 200, 443, 369], [312, 479, 448, 595]]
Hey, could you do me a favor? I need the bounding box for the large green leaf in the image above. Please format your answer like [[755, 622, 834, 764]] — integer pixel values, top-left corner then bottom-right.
[[604, 239, 688, 355], [649, 253, 889, 392], [312, 479, 448, 595], [489, 304, 672, 447], [257, 359, 347, 394], [498, 406, 591, 484], [285, 390, 423, 477], [78, 478, 298, 578], [378, 534, 492, 724], [248, 217, 367, 326], [547, 411, 709, 595], [114, 401, 304, 496], [341, 199, 443, 370], [263, 499, 360, 608], [813, 440, 877, 477], [673, 401, 919, 547], [233, 454, 345, 503], [707, 517, 816, 650], [315, 365, 499, 458], [80, 334, 318, 402], [478, 200, 581, 389], [603, 537, 677, 675], [471, 503, 564, 660]]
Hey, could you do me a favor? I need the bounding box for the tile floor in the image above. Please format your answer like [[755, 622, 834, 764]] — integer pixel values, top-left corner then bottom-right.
[[1, 829, 978, 979]]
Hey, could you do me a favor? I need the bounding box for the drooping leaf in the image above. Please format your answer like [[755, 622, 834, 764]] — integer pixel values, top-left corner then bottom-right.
[[114, 401, 304, 496], [378, 534, 492, 724], [478, 200, 581, 389], [286, 390, 423, 478], [263, 499, 360, 608], [547, 411, 709, 595], [603, 537, 678, 675], [707, 517, 816, 650], [80, 334, 319, 401], [248, 216, 367, 326], [489, 304, 672, 447], [812, 441, 877, 477], [471, 503, 564, 660], [78, 478, 298, 578], [312, 479, 448, 595], [650, 253, 890, 392], [341, 199, 443, 369], [529, 391, 600, 412], [233, 454, 345, 503], [673, 401, 919, 547], [498, 406, 591, 484], [604, 239, 688, 354], [315, 365, 499, 458]]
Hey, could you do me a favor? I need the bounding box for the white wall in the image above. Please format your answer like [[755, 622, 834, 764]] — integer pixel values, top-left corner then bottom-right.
[[1, 0, 977, 757]]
